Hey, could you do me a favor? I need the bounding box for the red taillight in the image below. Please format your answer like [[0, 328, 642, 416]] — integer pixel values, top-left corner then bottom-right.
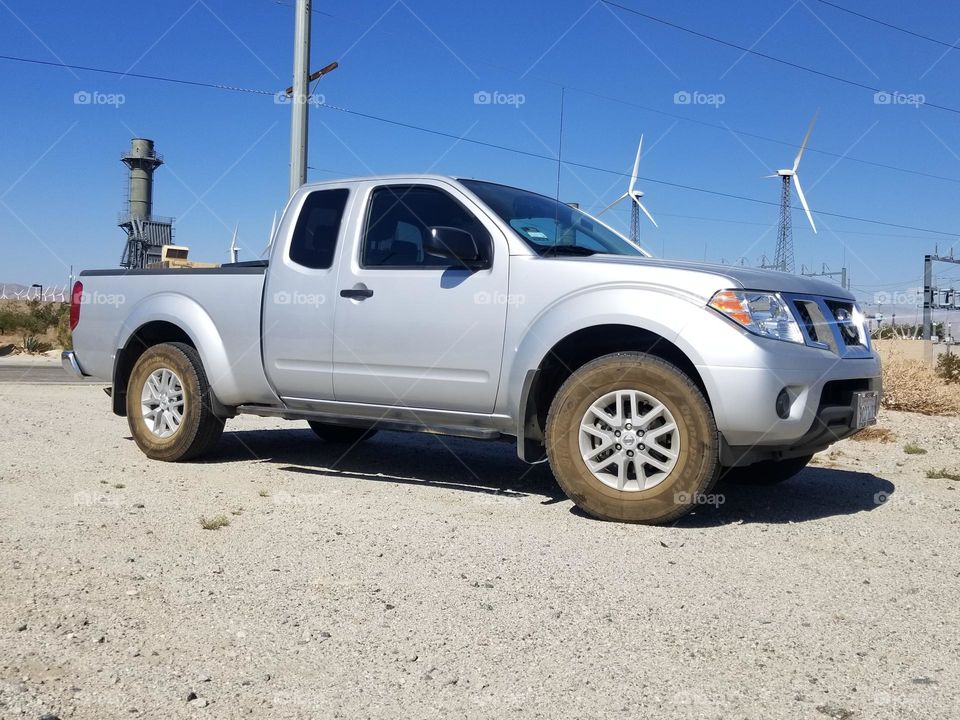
[[70, 281, 83, 330]]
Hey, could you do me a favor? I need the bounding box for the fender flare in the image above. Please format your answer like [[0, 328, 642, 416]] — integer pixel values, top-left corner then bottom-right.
[[113, 293, 238, 409]]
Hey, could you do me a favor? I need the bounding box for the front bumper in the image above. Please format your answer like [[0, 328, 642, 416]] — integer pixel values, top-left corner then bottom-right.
[[719, 373, 882, 467], [61, 350, 86, 379]]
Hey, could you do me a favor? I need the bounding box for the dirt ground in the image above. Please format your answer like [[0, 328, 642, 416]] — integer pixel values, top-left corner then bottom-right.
[[1, 382, 958, 719]]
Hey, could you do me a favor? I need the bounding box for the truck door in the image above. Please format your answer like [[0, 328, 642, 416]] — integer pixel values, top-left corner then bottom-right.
[[331, 181, 509, 413], [261, 187, 350, 400]]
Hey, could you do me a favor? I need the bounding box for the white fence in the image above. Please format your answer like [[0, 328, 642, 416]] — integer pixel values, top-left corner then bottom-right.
[[0, 284, 69, 302]]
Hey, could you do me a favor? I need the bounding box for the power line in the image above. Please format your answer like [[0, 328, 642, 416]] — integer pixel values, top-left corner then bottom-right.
[[602, 1, 960, 116], [607, 207, 945, 240], [11, 21, 960, 195], [268, 0, 960, 187], [315, 101, 959, 236], [0, 53, 275, 95], [2, 51, 957, 237], [810, 0, 960, 50]]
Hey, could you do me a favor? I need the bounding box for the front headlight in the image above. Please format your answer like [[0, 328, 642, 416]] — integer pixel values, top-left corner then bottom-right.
[[708, 290, 804, 344]]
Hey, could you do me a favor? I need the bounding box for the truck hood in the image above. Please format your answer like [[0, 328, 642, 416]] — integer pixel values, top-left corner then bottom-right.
[[568, 254, 855, 301]]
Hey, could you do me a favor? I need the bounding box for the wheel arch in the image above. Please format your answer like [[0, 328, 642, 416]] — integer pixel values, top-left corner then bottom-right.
[[516, 324, 710, 462], [112, 321, 194, 416], [111, 295, 234, 417]]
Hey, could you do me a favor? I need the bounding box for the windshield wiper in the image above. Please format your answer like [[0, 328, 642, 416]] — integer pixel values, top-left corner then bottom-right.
[[540, 245, 597, 257]]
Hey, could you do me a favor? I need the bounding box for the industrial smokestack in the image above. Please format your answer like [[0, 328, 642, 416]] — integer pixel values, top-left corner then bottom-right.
[[118, 138, 174, 268], [122, 138, 163, 220]]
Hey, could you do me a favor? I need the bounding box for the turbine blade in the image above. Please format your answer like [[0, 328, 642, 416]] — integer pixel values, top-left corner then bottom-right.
[[636, 199, 658, 228], [793, 112, 819, 172], [598, 193, 629, 216], [262, 211, 279, 258], [764, 173, 780, 178], [793, 175, 817, 233], [629, 135, 643, 194]]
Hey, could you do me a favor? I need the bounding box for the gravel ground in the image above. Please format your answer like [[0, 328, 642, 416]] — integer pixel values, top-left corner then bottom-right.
[[1, 383, 958, 719]]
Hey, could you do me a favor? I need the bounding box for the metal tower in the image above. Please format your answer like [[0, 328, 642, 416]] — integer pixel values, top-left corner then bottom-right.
[[629, 203, 639, 245], [774, 175, 794, 273], [119, 138, 174, 268]]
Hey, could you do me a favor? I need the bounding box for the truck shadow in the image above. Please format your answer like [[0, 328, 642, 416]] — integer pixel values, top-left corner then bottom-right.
[[673, 468, 895, 527], [209, 428, 566, 502], [206, 429, 894, 525]]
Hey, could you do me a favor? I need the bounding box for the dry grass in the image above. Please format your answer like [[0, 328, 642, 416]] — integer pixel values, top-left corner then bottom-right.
[[199, 515, 230, 530], [881, 350, 960, 416], [851, 426, 895, 443], [926, 468, 960, 481], [903, 442, 927, 455]]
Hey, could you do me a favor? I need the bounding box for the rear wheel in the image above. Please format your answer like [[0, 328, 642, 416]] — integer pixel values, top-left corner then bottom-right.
[[307, 421, 378, 445], [719, 454, 813, 485], [545, 352, 719, 524], [126, 342, 224, 461]]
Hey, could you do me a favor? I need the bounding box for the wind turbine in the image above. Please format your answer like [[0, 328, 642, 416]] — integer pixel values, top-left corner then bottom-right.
[[767, 114, 818, 273], [229, 225, 240, 264], [260, 211, 279, 259], [598, 136, 657, 244]]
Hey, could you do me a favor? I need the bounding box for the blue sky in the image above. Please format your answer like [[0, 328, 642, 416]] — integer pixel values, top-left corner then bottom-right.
[[2, 0, 960, 313]]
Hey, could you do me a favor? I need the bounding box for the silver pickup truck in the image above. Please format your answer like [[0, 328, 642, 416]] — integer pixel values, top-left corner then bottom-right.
[[66, 174, 881, 524]]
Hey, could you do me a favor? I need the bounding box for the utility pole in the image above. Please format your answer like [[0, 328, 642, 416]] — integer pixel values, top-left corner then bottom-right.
[[923, 253, 933, 341], [289, 0, 312, 197]]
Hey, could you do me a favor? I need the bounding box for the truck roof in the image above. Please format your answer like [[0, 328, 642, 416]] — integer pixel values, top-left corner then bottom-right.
[[300, 173, 464, 188]]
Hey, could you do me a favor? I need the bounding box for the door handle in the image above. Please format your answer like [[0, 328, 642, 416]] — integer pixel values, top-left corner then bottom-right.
[[340, 286, 374, 300]]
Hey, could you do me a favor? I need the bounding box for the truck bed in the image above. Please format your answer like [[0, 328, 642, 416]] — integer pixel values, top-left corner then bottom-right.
[[73, 264, 277, 406]]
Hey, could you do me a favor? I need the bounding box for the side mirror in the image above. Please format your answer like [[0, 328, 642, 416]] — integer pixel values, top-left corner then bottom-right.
[[424, 226, 488, 269]]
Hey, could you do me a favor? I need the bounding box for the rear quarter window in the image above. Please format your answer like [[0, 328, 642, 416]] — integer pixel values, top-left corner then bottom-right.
[[289, 188, 349, 269]]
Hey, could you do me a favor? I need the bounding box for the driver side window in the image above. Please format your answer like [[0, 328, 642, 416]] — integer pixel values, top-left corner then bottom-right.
[[362, 185, 490, 268]]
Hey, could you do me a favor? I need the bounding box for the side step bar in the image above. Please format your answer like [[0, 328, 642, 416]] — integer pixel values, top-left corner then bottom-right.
[[235, 403, 504, 441]]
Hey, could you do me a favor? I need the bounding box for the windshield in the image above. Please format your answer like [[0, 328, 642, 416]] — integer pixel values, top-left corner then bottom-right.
[[461, 179, 649, 258]]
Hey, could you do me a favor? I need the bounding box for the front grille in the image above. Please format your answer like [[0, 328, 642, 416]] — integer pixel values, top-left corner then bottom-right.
[[787, 294, 871, 357], [825, 300, 864, 347], [793, 300, 820, 344], [819, 378, 871, 410]]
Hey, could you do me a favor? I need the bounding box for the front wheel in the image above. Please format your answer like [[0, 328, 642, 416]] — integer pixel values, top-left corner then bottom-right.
[[126, 342, 224, 461], [545, 352, 719, 524]]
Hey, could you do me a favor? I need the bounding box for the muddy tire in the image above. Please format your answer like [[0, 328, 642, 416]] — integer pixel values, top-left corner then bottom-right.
[[307, 421, 378, 445], [545, 352, 719, 524], [719, 454, 813, 485], [126, 342, 224, 461]]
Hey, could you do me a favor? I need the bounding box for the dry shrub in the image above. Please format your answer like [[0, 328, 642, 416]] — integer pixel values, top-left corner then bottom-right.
[[881, 350, 960, 416], [851, 426, 895, 443]]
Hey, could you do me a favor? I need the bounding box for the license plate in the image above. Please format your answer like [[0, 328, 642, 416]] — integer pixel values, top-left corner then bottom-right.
[[853, 391, 879, 428]]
